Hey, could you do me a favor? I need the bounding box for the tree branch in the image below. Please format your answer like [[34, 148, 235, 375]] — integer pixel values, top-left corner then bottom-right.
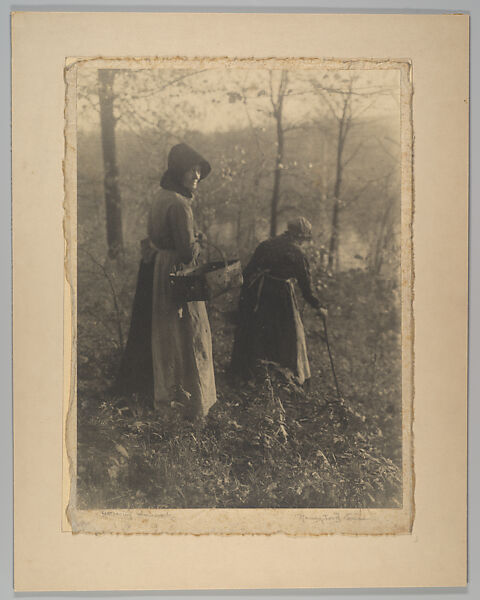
[[81, 249, 125, 350], [342, 140, 365, 168], [127, 69, 210, 99]]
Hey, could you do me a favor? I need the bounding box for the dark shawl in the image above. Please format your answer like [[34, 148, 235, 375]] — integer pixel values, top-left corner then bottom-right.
[[230, 232, 320, 381]]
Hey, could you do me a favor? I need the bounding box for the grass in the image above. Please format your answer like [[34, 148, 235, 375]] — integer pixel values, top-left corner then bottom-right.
[[76, 264, 403, 510]]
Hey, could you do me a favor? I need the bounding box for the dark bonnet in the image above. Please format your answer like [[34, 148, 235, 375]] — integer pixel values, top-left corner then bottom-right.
[[287, 216, 313, 240], [160, 143, 211, 191]]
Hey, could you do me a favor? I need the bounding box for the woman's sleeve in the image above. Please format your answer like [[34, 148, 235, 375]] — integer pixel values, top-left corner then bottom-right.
[[167, 200, 199, 264], [295, 251, 321, 309], [243, 243, 265, 281]]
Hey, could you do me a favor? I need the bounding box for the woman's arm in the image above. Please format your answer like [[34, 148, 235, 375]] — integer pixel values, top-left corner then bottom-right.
[[168, 199, 199, 264], [295, 251, 321, 309], [243, 244, 263, 279]]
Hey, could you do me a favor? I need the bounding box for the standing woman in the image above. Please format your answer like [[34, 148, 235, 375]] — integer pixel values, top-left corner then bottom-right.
[[230, 217, 327, 385], [116, 143, 216, 420]]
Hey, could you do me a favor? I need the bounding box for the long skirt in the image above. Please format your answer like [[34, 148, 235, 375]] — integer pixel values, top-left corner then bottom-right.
[[116, 250, 217, 418], [115, 259, 155, 403], [230, 277, 311, 384], [151, 249, 216, 417]]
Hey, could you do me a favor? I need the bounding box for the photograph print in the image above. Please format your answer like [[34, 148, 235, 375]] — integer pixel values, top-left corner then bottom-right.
[[64, 57, 413, 535]]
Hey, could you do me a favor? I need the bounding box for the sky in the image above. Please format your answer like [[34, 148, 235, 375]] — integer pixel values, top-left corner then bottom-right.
[[77, 64, 401, 136]]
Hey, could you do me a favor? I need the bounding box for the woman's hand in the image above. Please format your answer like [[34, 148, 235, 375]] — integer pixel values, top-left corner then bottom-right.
[[318, 307, 328, 320], [196, 231, 207, 246]]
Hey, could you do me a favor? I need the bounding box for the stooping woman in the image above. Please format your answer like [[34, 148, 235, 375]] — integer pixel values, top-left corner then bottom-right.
[[116, 143, 217, 421], [230, 217, 327, 385]]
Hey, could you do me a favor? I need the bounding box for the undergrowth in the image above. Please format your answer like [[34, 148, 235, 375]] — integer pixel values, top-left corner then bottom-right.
[[77, 262, 403, 509]]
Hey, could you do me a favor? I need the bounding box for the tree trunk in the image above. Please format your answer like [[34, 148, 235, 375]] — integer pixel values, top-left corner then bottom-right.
[[327, 118, 345, 271], [269, 73, 286, 238], [98, 69, 123, 260], [248, 173, 260, 251], [270, 123, 284, 237], [328, 198, 340, 271], [372, 196, 394, 275], [321, 132, 328, 204]]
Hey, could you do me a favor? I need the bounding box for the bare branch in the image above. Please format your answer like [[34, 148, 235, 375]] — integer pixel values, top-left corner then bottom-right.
[[268, 70, 276, 113], [373, 136, 399, 161], [342, 140, 365, 168], [78, 91, 100, 114], [80, 249, 125, 350], [241, 86, 267, 160], [125, 69, 210, 99], [351, 98, 377, 120], [315, 89, 339, 121], [384, 135, 401, 146]]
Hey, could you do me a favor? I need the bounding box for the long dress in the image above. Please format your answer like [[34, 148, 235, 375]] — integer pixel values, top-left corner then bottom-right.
[[230, 232, 320, 384], [116, 187, 217, 419]]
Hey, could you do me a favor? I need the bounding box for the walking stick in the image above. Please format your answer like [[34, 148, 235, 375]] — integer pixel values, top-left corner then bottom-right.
[[318, 312, 348, 430], [320, 312, 343, 403]]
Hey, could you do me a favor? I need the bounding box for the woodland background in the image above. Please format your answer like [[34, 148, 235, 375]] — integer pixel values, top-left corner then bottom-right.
[[76, 65, 404, 509]]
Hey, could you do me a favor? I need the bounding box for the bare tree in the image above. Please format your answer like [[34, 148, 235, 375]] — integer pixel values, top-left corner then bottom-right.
[[312, 77, 357, 271], [268, 70, 289, 237], [311, 74, 392, 271]]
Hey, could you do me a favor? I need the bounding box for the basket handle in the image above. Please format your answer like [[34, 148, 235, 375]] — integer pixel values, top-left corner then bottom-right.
[[201, 239, 228, 268]]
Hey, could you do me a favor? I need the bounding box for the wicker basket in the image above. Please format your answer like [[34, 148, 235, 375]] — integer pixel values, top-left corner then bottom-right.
[[169, 243, 243, 303]]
